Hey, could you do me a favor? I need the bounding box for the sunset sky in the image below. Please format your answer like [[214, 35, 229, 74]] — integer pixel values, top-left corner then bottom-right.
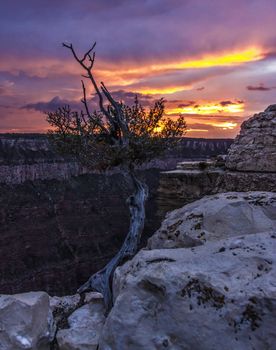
[[0, 0, 276, 138]]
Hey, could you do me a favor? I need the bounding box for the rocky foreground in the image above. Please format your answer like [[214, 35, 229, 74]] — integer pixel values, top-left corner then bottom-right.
[[0, 106, 275, 349], [0, 191, 275, 349]]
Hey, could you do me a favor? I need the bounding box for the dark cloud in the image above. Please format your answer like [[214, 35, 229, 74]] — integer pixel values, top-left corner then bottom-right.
[[1, 0, 276, 62], [219, 100, 232, 106], [177, 101, 196, 108], [196, 87, 205, 91], [247, 84, 275, 91], [219, 100, 244, 106], [22, 90, 155, 114], [22, 96, 82, 113], [107, 90, 154, 106]]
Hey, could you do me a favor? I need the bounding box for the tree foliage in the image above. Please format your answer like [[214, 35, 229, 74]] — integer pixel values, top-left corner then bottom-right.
[[46, 43, 186, 171]]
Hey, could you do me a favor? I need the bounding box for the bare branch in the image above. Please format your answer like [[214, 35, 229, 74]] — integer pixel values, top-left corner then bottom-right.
[[101, 82, 129, 141], [81, 42, 96, 63], [62, 42, 115, 130], [80, 80, 108, 134]]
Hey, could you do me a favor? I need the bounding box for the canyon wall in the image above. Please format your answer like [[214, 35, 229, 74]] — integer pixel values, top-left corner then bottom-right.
[[0, 134, 232, 295], [157, 105, 276, 217]]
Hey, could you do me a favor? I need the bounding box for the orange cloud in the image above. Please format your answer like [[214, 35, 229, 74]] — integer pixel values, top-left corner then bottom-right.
[[166, 100, 244, 116], [98, 47, 264, 79], [136, 85, 193, 95]]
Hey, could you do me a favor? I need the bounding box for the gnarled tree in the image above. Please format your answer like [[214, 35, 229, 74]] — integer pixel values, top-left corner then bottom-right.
[[46, 42, 186, 311]]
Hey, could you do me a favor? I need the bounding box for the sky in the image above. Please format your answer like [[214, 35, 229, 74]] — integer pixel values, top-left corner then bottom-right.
[[0, 0, 276, 138]]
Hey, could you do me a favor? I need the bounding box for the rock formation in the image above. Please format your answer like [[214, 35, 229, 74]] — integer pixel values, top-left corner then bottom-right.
[[226, 105, 276, 172], [1, 192, 275, 349], [157, 106, 276, 215], [0, 134, 232, 185], [56, 299, 105, 350], [0, 292, 55, 350], [0, 106, 275, 349], [100, 231, 276, 350], [148, 191, 276, 249]]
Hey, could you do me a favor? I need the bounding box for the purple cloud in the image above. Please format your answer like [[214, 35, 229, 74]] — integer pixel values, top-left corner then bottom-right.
[[1, 0, 276, 137], [247, 84, 276, 91], [219, 100, 244, 107], [177, 101, 196, 108], [22, 90, 154, 114], [22, 96, 82, 113]]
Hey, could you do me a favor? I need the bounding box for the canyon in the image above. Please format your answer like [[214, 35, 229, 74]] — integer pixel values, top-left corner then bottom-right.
[[0, 105, 275, 349], [0, 134, 232, 295]]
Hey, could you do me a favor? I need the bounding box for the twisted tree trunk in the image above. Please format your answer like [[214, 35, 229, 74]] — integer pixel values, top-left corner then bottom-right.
[[78, 172, 148, 311]]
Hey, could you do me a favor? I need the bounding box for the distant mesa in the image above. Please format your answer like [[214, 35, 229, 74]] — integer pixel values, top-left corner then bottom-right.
[[226, 104, 276, 172]]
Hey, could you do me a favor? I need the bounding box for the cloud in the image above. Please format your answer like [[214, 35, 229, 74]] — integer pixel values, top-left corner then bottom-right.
[[166, 99, 245, 116], [1, 0, 276, 137], [246, 83, 276, 91], [0, 80, 14, 95], [186, 122, 240, 138], [1, 0, 275, 64], [105, 90, 154, 106], [22, 96, 82, 113], [219, 99, 244, 107], [177, 101, 196, 108], [22, 90, 155, 114]]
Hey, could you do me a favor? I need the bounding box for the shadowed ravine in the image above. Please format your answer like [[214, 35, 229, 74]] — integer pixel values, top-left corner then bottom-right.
[[0, 134, 232, 295]]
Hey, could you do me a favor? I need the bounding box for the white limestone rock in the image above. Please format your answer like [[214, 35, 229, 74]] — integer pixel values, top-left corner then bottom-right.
[[226, 105, 276, 172], [147, 191, 276, 249], [56, 297, 105, 350], [100, 232, 276, 350], [50, 292, 103, 330], [0, 291, 55, 350]]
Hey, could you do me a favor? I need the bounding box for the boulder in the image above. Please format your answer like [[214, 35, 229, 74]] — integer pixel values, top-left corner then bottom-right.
[[50, 294, 81, 329], [100, 232, 276, 350], [50, 292, 103, 330], [147, 191, 276, 249], [0, 291, 55, 350], [56, 297, 105, 350], [226, 105, 276, 172]]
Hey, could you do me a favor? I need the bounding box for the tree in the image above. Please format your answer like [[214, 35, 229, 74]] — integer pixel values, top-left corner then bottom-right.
[[46, 42, 187, 310]]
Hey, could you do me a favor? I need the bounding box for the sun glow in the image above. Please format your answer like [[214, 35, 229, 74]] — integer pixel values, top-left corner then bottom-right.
[[166, 101, 244, 116], [99, 47, 264, 80], [163, 47, 264, 70], [137, 85, 192, 95], [187, 128, 209, 133], [212, 121, 238, 130]]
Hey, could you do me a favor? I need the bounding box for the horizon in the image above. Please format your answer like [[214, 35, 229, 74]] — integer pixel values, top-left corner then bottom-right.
[[0, 132, 234, 141], [0, 0, 275, 138]]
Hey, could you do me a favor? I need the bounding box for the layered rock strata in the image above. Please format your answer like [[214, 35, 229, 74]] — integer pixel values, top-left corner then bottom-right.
[[157, 105, 276, 215], [148, 191, 276, 249], [226, 104, 276, 172]]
